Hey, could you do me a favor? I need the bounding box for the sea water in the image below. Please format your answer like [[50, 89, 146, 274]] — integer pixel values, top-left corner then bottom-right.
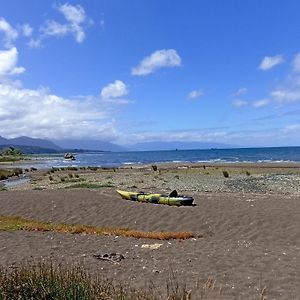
[[19, 146, 300, 169]]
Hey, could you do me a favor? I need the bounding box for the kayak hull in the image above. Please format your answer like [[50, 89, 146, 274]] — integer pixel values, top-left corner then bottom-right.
[[116, 190, 194, 206]]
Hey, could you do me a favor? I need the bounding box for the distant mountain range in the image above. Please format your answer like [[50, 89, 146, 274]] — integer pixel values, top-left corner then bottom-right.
[[53, 139, 126, 152], [0, 136, 61, 150], [0, 136, 62, 154], [0, 136, 238, 154], [0, 136, 126, 154]]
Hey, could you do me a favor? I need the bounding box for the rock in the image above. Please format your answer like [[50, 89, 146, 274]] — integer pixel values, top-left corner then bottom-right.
[[64, 153, 76, 160], [93, 253, 125, 263]]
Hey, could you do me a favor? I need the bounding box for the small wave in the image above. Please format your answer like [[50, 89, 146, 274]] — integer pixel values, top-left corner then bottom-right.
[[123, 161, 142, 165]]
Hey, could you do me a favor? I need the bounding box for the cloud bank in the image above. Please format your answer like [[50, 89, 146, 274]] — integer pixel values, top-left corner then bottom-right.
[[0, 83, 119, 140]]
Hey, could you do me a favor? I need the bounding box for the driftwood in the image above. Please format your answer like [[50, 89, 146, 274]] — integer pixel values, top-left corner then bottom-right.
[[93, 253, 125, 264]]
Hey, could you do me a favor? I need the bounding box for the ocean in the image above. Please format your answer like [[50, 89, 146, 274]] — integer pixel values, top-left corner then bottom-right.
[[25, 146, 300, 169]]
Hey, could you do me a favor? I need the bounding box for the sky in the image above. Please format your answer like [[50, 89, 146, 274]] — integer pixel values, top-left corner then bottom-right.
[[1, 0, 300, 147]]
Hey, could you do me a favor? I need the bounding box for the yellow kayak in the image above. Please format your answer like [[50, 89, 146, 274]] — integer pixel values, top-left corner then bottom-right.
[[116, 190, 194, 206]]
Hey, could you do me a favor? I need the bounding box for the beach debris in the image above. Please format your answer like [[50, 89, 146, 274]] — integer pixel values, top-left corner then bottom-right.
[[141, 243, 163, 250], [93, 253, 125, 263]]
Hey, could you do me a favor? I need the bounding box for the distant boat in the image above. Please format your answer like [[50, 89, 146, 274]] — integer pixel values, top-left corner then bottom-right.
[[64, 153, 76, 160]]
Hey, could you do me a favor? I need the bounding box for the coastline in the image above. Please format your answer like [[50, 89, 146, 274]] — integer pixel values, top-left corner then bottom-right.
[[3, 161, 300, 195]]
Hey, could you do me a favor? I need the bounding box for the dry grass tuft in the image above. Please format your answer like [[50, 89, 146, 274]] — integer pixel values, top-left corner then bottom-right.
[[0, 216, 195, 240]]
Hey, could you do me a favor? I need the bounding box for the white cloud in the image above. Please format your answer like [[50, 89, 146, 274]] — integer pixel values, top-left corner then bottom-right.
[[0, 18, 18, 48], [271, 88, 300, 103], [0, 47, 25, 77], [41, 20, 69, 38], [292, 53, 300, 73], [0, 83, 120, 140], [187, 89, 203, 100], [21, 24, 33, 37], [28, 38, 42, 49], [132, 49, 181, 76], [281, 124, 300, 133], [58, 3, 86, 24], [233, 99, 248, 107], [259, 55, 284, 71], [232, 87, 248, 96], [101, 80, 128, 101], [40, 3, 90, 44], [253, 99, 270, 108]]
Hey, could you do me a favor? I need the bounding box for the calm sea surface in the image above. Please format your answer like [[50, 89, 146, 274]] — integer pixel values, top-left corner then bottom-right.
[[22, 146, 300, 169]]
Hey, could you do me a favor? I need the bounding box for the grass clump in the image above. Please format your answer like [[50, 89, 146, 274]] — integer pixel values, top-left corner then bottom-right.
[[0, 215, 195, 240], [0, 262, 155, 300], [87, 166, 99, 171], [151, 165, 158, 171], [0, 262, 205, 300], [0, 168, 23, 180], [65, 182, 114, 189], [66, 166, 78, 171], [222, 170, 229, 178]]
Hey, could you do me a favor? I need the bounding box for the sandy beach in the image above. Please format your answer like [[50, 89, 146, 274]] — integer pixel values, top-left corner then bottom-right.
[[0, 163, 300, 299]]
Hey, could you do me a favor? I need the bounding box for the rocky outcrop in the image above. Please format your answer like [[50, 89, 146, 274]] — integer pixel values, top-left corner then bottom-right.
[[64, 153, 76, 160]]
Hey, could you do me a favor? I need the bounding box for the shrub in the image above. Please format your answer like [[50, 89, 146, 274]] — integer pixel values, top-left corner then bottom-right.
[[12, 168, 23, 176], [65, 182, 114, 189], [152, 165, 158, 171], [0, 146, 22, 156], [222, 170, 229, 178], [88, 166, 98, 171], [0, 169, 22, 180], [68, 173, 74, 178], [49, 176, 53, 181], [246, 171, 251, 176], [66, 167, 78, 171]]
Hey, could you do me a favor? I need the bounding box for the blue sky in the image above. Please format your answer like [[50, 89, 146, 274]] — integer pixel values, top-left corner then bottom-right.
[[1, 0, 300, 147]]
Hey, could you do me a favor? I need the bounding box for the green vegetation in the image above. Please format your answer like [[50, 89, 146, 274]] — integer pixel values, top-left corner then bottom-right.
[[59, 177, 85, 183], [0, 262, 267, 300], [0, 262, 198, 300], [0, 215, 194, 240], [222, 170, 229, 178], [0, 168, 23, 180], [87, 166, 99, 171], [151, 165, 158, 171], [0, 146, 22, 156], [0, 147, 23, 163], [65, 182, 114, 189]]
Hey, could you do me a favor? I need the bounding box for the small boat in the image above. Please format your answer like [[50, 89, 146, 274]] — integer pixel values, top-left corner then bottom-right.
[[116, 190, 194, 206]]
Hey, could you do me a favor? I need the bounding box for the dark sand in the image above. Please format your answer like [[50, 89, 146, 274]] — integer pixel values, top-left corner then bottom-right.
[[0, 187, 299, 299]]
